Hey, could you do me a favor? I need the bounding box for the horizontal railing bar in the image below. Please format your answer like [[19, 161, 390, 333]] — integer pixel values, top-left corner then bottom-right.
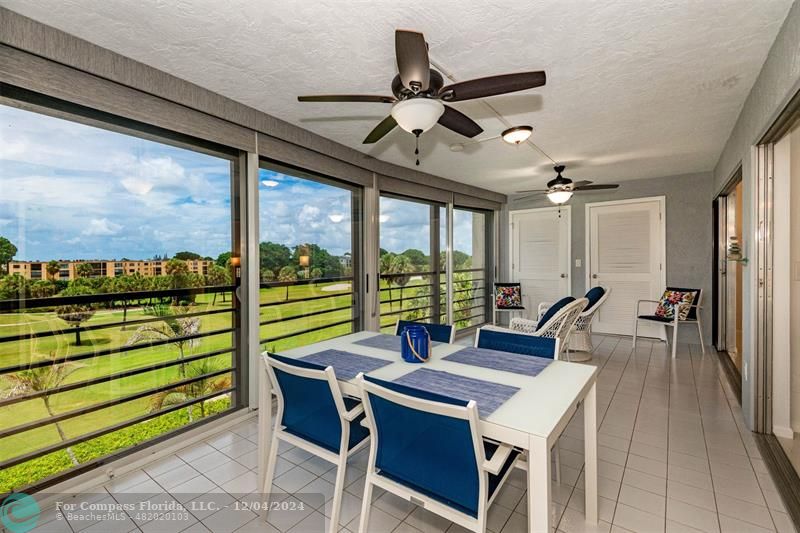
[[380, 315, 434, 328], [0, 307, 234, 345], [259, 292, 353, 308], [260, 317, 356, 345], [453, 268, 485, 273], [379, 271, 437, 278], [0, 327, 234, 375], [459, 312, 487, 322], [458, 304, 487, 313], [0, 367, 234, 440], [259, 304, 354, 326], [0, 387, 235, 471], [379, 305, 434, 318], [0, 285, 236, 312], [380, 294, 434, 306], [0, 347, 234, 408], [260, 276, 353, 289], [379, 283, 433, 293]]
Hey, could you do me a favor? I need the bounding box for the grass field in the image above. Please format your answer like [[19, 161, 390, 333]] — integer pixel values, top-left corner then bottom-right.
[[0, 277, 467, 491]]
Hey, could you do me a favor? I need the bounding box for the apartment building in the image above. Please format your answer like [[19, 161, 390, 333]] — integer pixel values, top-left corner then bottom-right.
[[6, 259, 214, 280]]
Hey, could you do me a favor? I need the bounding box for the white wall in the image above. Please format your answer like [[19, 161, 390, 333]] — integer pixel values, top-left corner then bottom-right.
[[791, 124, 800, 432]]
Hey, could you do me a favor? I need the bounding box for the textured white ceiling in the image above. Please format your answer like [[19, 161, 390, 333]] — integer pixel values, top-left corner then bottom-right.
[[2, 0, 792, 193]]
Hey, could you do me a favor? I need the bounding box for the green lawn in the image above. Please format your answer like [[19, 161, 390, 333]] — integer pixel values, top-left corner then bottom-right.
[[0, 278, 480, 492]]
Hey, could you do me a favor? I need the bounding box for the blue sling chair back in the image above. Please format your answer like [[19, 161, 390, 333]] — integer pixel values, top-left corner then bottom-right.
[[263, 353, 370, 533], [395, 319, 456, 343], [355, 374, 520, 533]]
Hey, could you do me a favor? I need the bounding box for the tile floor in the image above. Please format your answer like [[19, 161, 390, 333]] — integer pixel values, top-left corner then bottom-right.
[[31, 336, 797, 533]]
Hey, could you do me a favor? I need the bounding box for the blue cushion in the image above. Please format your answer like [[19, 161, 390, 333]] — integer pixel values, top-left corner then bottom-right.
[[268, 353, 368, 453], [363, 375, 481, 517], [476, 329, 557, 359], [536, 296, 576, 331], [583, 287, 605, 311], [396, 320, 454, 343]]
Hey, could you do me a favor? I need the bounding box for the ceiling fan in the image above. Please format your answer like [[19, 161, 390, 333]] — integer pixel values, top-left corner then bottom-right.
[[517, 165, 620, 204], [298, 29, 546, 163]]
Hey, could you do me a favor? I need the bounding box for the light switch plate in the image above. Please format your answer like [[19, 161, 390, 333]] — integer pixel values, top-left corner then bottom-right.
[[576, 259, 582, 268]]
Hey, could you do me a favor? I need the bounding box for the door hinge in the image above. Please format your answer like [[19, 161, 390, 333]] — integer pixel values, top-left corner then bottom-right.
[[659, 263, 662, 271], [659, 211, 662, 221]]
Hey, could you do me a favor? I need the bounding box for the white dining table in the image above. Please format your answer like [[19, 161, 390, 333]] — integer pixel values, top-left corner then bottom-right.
[[256, 331, 598, 533]]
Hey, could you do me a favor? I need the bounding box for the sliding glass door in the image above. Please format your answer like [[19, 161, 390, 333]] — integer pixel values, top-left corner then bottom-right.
[[258, 162, 361, 351], [378, 195, 445, 332], [452, 207, 493, 329]]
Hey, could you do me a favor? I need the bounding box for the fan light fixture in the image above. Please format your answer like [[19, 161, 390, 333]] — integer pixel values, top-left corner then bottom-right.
[[501, 126, 533, 145], [391, 98, 444, 134], [547, 190, 573, 205]]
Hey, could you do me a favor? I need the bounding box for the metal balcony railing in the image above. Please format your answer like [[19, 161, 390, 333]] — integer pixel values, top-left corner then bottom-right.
[[0, 285, 238, 494]]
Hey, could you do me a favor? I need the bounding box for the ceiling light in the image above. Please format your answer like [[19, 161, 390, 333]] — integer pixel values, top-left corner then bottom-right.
[[547, 190, 573, 205], [450, 143, 465, 152], [261, 180, 279, 187], [391, 99, 445, 134], [328, 214, 344, 223], [501, 126, 533, 145]]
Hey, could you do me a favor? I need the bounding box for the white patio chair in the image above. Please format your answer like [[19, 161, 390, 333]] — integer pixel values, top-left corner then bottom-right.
[[633, 287, 705, 359], [537, 287, 612, 355]]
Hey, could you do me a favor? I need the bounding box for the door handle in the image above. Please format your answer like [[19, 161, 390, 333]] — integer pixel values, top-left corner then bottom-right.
[[592, 274, 598, 279], [560, 273, 567, 279]]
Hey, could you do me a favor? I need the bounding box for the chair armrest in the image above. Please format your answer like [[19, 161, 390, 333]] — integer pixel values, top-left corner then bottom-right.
[[635, 299, 660, 313], [343, 403, 364, 422], [509, 317, 539, 335], [482, 442, 514, 475]]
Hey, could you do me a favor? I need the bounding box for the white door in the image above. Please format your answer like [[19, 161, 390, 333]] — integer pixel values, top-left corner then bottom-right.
[[510, 207, 570, 320], [587, 198, 665, 337]]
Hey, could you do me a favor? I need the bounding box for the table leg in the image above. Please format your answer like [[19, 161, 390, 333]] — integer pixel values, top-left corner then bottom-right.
[[257, 357, 272, 498], [583, 382, 598, 524], [528, 435, 551, 533]]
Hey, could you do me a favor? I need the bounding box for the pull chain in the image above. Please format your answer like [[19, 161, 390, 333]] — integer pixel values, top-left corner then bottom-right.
[[413, 129, 422, 166]]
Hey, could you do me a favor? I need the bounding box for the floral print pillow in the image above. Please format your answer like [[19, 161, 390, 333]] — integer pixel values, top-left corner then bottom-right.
[[654, 290, 696, 320], [495, 285, 523, 308]]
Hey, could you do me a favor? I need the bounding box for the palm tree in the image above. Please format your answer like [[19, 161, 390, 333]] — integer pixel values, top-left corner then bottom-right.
[[388, 255, 413, 313], [46, 260, 60, 281], [149, 357, 232, 421], [75, 263, 94, 278], [56, 284, 96, 346], [2, 352, 84, 466], [126, 305, 200, 380], [277, 266, 297, 300], [205, 265, 230, 305]]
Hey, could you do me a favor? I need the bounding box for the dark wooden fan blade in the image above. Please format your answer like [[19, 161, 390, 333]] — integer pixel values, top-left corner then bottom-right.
[[363, 115, 398, 144], [571, 180, 592, 188], [437, 106, 483, 138], [515, 189, 548, 194], [298, 95, 396, 103], [574, 184, 620, 191], [439, 71, 546, 102], [396, 30, 430, 91]]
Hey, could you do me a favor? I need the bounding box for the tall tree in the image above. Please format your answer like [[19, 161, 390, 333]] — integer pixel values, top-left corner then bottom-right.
[[216, 251, 232, 267], [46, 260, 60, 281], [401, 249, 428, 270], [277, 266, 297, 300], [291, 243, 342, 278], [174, 251, 202, 260], [2, 352, 84, 466], [164, 258, 190, 293], [389, 255, 413, 311], [205, 265, 230, 305], [75, 263, 95, 278], [0, 237, 17, 274], [259, 242, 292, 276]]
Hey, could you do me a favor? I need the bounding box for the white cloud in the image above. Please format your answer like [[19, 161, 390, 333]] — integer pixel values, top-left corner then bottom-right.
[[328, 213, 344, 223], [261, 180, 279, 187], [83, 218, 123, 236], [120, 177, 154, 195]]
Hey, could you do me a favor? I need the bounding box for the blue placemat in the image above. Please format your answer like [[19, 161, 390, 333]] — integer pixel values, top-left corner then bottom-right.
[[393, 368, 519, 417], [444, 346, 552, 377], [353, 334, 441, 352], [298, 349, 392, 380]]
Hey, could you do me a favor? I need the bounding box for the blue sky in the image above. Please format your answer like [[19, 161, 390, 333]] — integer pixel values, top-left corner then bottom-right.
[[1, 103, 475, 262]]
